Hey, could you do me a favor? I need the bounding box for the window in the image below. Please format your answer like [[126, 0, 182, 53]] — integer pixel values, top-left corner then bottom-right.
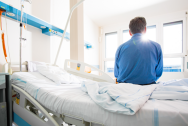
[[146, 25, 156, 41], [163, 58, 183, 72], [163, 21, 183, 54], [123, 25, 156, 43], [103, 19, 186, 75], [104, 61, 115, 73], [163, 21, 184, 72], [123, 30, 131, 42], [105, 32, 118, 58]]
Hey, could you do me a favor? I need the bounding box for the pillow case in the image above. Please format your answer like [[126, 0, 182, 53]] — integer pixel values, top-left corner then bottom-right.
[[27, 61, 47, 72], [37, 65, 82, 84]]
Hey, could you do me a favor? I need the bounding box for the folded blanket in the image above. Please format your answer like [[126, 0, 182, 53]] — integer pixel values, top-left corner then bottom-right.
[[81, 81, 157, 115], [150, 79, 188, 100]]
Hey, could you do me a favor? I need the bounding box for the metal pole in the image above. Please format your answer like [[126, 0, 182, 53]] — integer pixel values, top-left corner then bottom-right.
[[54, 0, 85, 65], [5, 75, 12, 126], [20, 5, 24, 72], [19, 0, 32, 71]]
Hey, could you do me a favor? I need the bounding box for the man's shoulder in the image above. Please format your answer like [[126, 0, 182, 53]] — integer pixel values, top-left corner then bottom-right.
[[121, 39, 132, 47], [149, 40, 162, 53], [149, 40, 161, 48], [116, 40, 131, 55]]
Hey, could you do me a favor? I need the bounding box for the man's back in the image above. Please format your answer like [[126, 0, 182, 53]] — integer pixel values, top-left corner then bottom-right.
[[114, 33, 163, 84]]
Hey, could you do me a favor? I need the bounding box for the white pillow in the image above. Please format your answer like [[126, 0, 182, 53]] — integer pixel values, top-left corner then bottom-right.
[[37, 65, 81, 84], [27, 61, 47, 72]]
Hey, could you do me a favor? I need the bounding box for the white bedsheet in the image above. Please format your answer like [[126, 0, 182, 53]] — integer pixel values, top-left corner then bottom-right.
[[11, 72, 188, 126], [150, 79, 188, 100], [81, 81, 157, 115]]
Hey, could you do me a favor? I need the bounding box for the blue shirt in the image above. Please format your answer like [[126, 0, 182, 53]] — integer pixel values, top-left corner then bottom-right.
[[114, 33, 163, 84]]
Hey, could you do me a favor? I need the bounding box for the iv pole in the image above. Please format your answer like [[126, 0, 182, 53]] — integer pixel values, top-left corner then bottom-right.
[[54, 0, 85, 65], [20, 0, 32, 72]]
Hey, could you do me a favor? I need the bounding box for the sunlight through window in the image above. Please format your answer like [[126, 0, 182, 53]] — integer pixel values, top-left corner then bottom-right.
[[105, 32, 118, 58]]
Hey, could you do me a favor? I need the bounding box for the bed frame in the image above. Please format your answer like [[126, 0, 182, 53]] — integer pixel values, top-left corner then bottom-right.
[[4, 59, 115, 126]]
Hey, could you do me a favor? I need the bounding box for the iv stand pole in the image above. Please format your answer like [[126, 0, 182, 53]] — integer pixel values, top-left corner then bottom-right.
[[54, 0, 85, 66], [20, 0, 31, 71], [20, 4, 23, 72]]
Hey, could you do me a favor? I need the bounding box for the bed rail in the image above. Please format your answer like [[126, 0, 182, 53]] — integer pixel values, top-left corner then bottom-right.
[[4, 60, 115, 83], [64, 59, 115, 84], [12, 85, 104, 126], [12, 85, 59, 126]]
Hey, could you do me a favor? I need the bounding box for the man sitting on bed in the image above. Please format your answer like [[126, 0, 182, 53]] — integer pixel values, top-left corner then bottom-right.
[[114, 17, 163, 85]]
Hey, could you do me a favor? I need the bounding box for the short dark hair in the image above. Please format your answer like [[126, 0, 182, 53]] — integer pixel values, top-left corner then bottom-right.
[[129, 17, 147, 34]]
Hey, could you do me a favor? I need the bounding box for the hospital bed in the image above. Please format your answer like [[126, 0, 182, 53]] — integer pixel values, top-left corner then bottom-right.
[[4, 60, 188, 126]]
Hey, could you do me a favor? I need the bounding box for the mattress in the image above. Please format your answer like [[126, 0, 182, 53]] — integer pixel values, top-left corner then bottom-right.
[[11, 72, 188, 126]]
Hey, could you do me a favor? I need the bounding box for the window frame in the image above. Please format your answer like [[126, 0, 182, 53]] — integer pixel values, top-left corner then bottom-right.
[[104, 32, 118, 59], [122, 29, 130, 44], [161, 18, 187, 58], [102, 29, 120, 73], [161, 18, 187, 72]]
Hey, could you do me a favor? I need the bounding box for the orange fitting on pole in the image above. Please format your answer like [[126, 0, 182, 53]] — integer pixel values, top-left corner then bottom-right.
[[2, 33, 8, 62], [0, 10, 8, 63]]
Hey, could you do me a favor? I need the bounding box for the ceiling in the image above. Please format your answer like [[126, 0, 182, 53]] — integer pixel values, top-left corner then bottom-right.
[[84, 0, 188, 26]]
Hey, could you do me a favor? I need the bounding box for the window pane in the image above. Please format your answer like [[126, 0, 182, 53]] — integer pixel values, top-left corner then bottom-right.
[[163, 21, 183, 54], [104, 61, 115, 73], [123, 30, 131, 42], [123, 25, 156, 43], [163, 58, 183, 72], [146, 25, 156, 42], [105, 32, 118, 58]]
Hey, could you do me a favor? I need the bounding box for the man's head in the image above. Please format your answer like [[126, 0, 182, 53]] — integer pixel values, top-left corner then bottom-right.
[[129, 17, 147, 36]]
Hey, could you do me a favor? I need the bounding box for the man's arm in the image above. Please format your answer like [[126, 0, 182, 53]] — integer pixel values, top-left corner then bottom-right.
[[114, 46, 121, 78], [156, 45, 163, 80]]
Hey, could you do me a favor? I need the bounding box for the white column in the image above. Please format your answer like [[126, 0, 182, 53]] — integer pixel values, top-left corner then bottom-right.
[[70, 0, 84, 63]]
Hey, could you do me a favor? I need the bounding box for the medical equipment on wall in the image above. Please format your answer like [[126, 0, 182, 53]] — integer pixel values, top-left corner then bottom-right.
[[19, 0, 32, 72], [54, 0, 85, 65], [0, 1, 69, 38], [84, 41, 93, 49]]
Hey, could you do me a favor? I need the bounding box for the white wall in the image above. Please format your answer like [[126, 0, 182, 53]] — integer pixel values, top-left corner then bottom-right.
[[50, 0, 70, 68], [84, 15, 99, 68], [93, 0, 188, 26]]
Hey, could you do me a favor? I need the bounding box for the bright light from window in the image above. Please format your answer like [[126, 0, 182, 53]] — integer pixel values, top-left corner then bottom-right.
[[142, 35, 148, 41], [105, 32, 118, 58], [163, 58, 183, 72], [105, 61, 115, 73], [123, 25, 156, 43], [163, 21, 183, 54], [123, 30, 131, 42], [145, 25, 156, 41]]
